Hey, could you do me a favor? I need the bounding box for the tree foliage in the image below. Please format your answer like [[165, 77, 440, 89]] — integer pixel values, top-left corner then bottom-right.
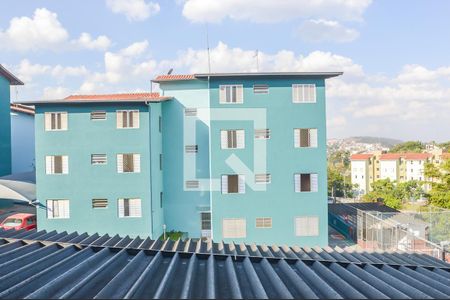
[[424, 160, 450, 209], [389, 141, 425, 153], [438, 141, 450, 152], [327, 167, 354, 198], [362, 179, 424, 210]]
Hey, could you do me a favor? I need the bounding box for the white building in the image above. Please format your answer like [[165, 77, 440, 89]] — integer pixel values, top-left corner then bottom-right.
[[350, 154, 373, 195], [379, 153, 401, 181]]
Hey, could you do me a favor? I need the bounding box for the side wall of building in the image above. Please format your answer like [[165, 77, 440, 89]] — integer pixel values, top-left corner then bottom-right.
[[208, 77, 328, 246], [35, 104, 154, 237], [0, 76, 11, 176], [11, 111, 35, 173]]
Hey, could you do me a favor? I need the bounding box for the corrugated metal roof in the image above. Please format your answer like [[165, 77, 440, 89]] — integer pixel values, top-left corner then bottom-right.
[[0, 229, 448, 299]]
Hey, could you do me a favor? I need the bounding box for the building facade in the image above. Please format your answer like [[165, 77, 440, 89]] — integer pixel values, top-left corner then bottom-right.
[[0, 65, 24, 176], [10, 104, 35, 173], [26, 72, 341, 246]]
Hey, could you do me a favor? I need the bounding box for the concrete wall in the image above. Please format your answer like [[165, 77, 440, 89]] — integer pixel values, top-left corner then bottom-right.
[[11, 111, 35, 173], [35, 103, 155, 237], [0, 76, 11, 176]]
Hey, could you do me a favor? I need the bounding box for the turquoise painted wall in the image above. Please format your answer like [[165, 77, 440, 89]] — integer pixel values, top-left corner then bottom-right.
[[208, 77, 329, 246], [11, 111, 35, 173], [0, 76, 11, 176], [35, 103, 156, 238], [161, 81, 211, 237]]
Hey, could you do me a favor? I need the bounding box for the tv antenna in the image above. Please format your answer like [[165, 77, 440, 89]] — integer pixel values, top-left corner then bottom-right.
[[254, 49, 259, 72]]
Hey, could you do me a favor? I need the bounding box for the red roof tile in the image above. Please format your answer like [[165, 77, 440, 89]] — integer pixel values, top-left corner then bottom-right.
[[10, 103, 35, 116], [441, 153, 450, 160], [402, 153, 432, 160], [153, 74, 196, 82], [379, 153, 403, 160], [350, 154, 374, 160], [64, 92, 170, 102]]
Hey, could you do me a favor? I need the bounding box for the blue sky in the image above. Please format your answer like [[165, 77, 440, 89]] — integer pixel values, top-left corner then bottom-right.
[[1, 0, 449, 142]]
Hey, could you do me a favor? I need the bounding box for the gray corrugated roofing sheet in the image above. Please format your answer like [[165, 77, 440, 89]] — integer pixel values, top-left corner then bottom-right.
[[0, 229, 448, 299]]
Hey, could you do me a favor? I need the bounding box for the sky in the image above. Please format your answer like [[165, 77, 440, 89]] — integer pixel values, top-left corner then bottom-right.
[[1, 0, 449, 142]]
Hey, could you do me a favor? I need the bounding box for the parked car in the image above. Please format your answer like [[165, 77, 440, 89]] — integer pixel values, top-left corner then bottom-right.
[[0, 213, 36, 231]]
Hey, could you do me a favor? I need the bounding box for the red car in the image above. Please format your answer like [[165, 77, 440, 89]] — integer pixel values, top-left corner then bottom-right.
[[0, 213, 36, 231]]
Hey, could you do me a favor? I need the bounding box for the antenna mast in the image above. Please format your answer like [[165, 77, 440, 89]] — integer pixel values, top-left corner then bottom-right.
[[206, 24, 211, 73]]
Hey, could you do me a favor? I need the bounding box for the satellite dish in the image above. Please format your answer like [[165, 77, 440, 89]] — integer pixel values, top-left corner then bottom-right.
[[167, 68, 173, 75]]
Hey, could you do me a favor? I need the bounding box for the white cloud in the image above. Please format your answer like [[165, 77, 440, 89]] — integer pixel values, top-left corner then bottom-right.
[[0, 8, 69, 51], [72, 33, 112, 51], [297, 19, 359, 43], [328, 116, 347, 127], [106, 0, 160, 21], [182, 0, 372, 23], [0, 8, 111, 52], [42, 86, 71, 99], [14, 59, 89, 83]]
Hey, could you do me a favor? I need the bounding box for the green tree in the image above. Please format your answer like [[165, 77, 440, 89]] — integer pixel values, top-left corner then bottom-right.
[[425, 160, 450, 209], [438, 141, 450, 152], [397, 180, 424, 202], [363, 179, 402, 209], [389, 141, 425, 153], [327, 167, 354, 198]]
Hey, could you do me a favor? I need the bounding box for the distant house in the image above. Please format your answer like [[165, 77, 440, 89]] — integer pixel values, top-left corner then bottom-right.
[[0, 64, 24, 176], [10, 104, 35, 173]]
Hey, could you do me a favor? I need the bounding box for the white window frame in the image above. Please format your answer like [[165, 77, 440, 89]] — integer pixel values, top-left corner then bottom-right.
[[255, 217, 272, 228], [45, 112, 68, 131], [201, 212, 212, 231], [91, 154, 107, 165], [116, 110, 140, 129], [47, 199, 70, 219], [219, 85, 244, 104], [292, 84, 316, 103], [185, 180, 200, 189], [294, 128, 318, 148], [221, 175, 245, 194], [294, 173, 318, 192], [222, 218, 246, 239], [254, 129, 270, 140], [295, 216, 319, 237], [117, 153, 141, 173], [118, 198, 142, 218], [220, 129, 245, 149], [45, 155, 69, 175]]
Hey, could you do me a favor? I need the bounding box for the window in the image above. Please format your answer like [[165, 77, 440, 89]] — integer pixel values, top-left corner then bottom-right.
[[118, 198, 142, 218], [292, 84, 316, 103], [222, 218, 246, 238], [221, 175, 245, 194], [255, 173, 271, 184], [45, 112, 68, 131], [256, 217, 272, 228], [185, 145, 198, 153], [253, 84, 269, 94], [91, 111, 106, 120], [91, 154, 107, 165], [255, 129, 270, 140], [186, 180, 199, 189], [221, 130, 245, 149], [47, 200, 70, 219], [116, 110, 139, 129], [184, 108, 197, 117], [117, 154, 140, 173], [294, 128, 318, 148], [45, 155, 69, 174], [295, 216, 319, 236], [92, 199, 108, 209], [219, 85, 243, 104], [201, 212, 211, 230], [294, 173, 318, 192]]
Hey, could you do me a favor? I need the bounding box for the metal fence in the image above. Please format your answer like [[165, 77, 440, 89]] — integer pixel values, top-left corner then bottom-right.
[[356, 208, 449, 262]]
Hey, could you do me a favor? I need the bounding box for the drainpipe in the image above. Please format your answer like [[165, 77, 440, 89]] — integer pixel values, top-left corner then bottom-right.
[[145, 101, 154, 237]]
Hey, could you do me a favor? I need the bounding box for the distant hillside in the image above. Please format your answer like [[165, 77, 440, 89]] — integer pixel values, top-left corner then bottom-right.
[[349, 136, 403, 148]]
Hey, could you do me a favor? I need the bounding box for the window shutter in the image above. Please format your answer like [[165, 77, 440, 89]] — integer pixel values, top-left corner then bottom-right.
[[117, 154, 124, 173], [132, 111, 140, 128], [220, 131, 228, 149], [309, 217, 319, 236], [294, 129, 300, 148], [236, 85, 244, 103], [133, 154, 141, 173], [309, 129, 318, 147], [292, 85, 299, 103], [295, 217, 308, 236], [61, 113, 68, 130], [223, 219, 246, 238], [47, 200, 53, 218], [238, 175, 246, 194], [221, 175, 228, 194], [219, 86, 227, 103], [236, 130, 245, 148], [62, 200, 70, 218], [294, 174, 301, 192], [45, 156, 53, 174], [45, 113, 52, 131], [62, 156, 69, 174], [311, 173, 318, 192], [116, 111, 123, 128], [118, 199, 124, 217], [130, 198, 142, 217]]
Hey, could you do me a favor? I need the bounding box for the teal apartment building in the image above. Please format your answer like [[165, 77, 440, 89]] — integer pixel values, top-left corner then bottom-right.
[[25, 72, 341, 246], [0, 65, 24, 177]]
